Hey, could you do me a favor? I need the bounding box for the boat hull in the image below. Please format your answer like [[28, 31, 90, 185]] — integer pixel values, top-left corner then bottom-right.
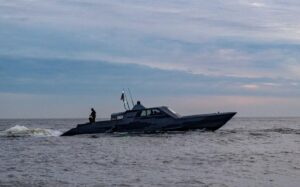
[[61, 112, 236, 136]]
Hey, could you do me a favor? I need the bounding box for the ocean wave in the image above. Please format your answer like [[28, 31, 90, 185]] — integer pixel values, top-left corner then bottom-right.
[[218, 128, 300, 136], [0, 125, 62, 137], [261, 128, 300, 135]]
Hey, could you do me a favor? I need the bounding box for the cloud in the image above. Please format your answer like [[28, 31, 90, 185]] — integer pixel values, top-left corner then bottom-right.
[[2, 0, 300, 41], [242, 84, 259, 90], [1, 0, 300, 80], [1, 56, 299, 98], [1, 0, 300, 117], [250, 2, 266, 8]]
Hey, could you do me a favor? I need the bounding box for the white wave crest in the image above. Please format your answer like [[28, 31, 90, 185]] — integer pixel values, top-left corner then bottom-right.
[[0, 125, 62, 137]]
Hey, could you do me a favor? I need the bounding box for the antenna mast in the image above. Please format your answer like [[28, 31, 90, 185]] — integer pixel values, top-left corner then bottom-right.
[[127, 88, 135, 107], [124, 92, 130, 110]]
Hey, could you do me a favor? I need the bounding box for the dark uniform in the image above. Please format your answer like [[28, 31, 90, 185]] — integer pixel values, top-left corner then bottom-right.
[[89, 108, 96, 123], [132, 101, 145, 110]]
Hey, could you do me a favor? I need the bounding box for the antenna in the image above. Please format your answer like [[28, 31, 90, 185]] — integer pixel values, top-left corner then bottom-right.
[[124, 92, 130, 110], [127, 88, 135, 107]]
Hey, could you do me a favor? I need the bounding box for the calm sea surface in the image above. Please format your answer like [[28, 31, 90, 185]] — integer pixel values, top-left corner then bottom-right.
[[0, 117, 299, 187]]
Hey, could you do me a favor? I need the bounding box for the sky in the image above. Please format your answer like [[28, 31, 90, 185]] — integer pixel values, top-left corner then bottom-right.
[[1, 0, 300, 118]]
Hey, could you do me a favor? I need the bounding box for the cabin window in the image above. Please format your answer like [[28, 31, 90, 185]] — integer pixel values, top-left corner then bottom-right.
[[140, 110, 147, 117], [137, 108, 162, 117], [117, 115, 124, 120], [146, 109, 152, 116], [151, 109, 161, 115]]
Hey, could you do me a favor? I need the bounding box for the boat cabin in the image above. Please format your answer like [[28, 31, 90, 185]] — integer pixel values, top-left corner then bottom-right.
[[110, 106, 180, 121]]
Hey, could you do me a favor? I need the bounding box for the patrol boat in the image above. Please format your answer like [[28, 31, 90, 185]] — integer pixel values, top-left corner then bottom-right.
[[61, 101, 236, 136]]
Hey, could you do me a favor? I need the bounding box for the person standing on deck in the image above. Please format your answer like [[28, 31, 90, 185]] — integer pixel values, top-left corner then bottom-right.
[[132, 101, 145, 110], [89, 108, 96, 123]]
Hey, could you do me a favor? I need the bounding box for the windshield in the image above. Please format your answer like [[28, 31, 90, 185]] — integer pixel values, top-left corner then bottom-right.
[[166, 107, 181, 117]]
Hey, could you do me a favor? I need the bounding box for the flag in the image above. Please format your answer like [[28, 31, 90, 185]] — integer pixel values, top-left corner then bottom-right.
[[120, 91, 124, 101]]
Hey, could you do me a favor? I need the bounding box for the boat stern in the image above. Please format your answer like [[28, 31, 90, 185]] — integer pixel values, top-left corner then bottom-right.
[[61, 128, 78, 136]]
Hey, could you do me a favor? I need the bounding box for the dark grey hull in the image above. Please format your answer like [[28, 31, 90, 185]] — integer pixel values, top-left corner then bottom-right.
[[61, 112, 236, 136]]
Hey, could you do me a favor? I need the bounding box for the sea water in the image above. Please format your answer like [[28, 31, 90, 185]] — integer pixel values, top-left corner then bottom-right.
[[0, 118, 299, 187]]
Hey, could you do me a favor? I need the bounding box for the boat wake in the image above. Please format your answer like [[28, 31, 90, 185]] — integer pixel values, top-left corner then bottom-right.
[[0, 125, 62, 137]]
